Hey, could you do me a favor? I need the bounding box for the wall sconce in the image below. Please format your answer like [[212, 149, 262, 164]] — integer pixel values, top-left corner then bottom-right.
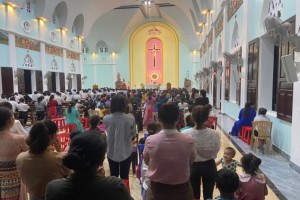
[[3, 2, 17, 8]]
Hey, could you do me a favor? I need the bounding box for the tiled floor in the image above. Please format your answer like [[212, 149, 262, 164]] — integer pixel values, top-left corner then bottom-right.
[[217, 111, 300, 200]]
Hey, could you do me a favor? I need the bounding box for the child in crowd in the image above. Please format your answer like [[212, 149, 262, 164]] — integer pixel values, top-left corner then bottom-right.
[[180, 115, 195, 132], [86, 115, 106, 139], [131, 136, 138, 177], [235, 153, 268, 200], [212, 169, 240, 200], [216, 147, 239, 172]]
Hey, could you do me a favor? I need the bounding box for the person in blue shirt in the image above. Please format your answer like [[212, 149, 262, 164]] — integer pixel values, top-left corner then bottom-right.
[[229, 102, 256, 137]]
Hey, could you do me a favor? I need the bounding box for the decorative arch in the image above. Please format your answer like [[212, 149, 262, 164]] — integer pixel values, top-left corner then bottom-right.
[[130, 21, 179, 87], [23, 54, 34, 68], [96, 40, 108, 53], [73, 14, 84, 36], [53, 1, 68, 28], [231, 21, 239, 49], [50, 59, 58, 71]]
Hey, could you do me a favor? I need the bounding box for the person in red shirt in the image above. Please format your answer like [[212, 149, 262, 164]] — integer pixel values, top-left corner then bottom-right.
[[48, 95, 58, 118]]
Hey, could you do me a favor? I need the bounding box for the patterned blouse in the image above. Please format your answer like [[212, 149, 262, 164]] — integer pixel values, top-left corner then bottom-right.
[[221, 158, 239, 172]]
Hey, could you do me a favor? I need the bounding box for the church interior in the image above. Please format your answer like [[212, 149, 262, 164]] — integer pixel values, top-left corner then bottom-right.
[[0, 0, 300, 199]]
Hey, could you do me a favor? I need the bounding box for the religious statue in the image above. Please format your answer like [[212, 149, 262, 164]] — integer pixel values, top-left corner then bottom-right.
[[115, 72, 122, 89]]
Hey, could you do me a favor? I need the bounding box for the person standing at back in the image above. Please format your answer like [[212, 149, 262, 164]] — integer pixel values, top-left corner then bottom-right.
[[183, 105, 221, 200], [143, 102, 196, 200], [103, 95, 136, 193]]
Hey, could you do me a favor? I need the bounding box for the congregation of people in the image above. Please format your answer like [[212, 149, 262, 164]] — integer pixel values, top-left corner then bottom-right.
[[0, 87, 271, 200]]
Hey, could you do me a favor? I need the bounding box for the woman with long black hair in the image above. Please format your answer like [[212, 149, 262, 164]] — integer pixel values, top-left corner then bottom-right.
[[230, 102, 256, 137], [65, 102, 83, 132]]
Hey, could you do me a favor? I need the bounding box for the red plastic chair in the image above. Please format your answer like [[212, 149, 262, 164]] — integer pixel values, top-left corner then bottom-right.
[[80, 118, 89, 129], [205, 116, 218, 129], [52, 117, 66, 131], [65, 124, 77, 133], [240, 126, 252, 145], [57, 133, 70, 151]]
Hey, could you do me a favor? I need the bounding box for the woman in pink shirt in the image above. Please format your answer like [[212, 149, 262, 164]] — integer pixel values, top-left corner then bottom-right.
[[143, 92, 156, 127], [143, 102, 196, 200]]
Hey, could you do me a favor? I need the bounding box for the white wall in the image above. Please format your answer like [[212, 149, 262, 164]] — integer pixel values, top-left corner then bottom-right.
[[291, 82, 300, 166]]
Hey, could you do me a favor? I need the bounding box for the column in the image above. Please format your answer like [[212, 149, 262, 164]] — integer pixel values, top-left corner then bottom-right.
[[31, 71, 36, 92], [111, 52, 116, 88], [40, 42, 47, 90], [78, 37, 83, 89], [220, 5, 227, 113], [240, 0, 250, 108], [6, 4, 17, 92], [192, 51, 197, 89], [63, 49, 68, 90]]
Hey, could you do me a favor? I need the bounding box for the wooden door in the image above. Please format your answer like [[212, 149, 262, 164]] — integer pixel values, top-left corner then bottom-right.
[[17, 69, 25, 94], [1, 67, 14, 96], [51, 72, 56, 92], [224, 60, 230, 101], [24, 70, 32, 94], [236, 65, 241, 105], [77, 74, 82, 91], [35, 71, 43, 92], [213, 69, 217, 107], [277, 17, 295, 123], [59, 73, 65, 92], [247, 38, 259, 107]]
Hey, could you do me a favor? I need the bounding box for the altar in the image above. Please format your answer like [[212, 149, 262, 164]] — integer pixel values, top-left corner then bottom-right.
[[146, 83, 157, 89]]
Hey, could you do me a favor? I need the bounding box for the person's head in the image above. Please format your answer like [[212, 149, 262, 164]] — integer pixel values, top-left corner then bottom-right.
[[0, 102, 13, 110], [110, 95, 126, 113], [43, 119, 58, 142], [216, 169, 239, 197], [9, 96, 15, 101], [50, 94, 55, 101], [19, 98, 25, 103], [27, 122, 50, 154], [192, 105, 210, 128], [158, 103, 179, 128], [200, 89, 207, 98], [37, 96, 44, 103], [0, 107, 14, 131], [68, 102, 75, 113], [258, 107, 267, 115], [63, 132, 107, 171], [241, 153, 262, 175], [89, 115, 101, 129], [206, 104, 212, 111], [146, 122, 161, 135], [244, 102, 255, 117], [185, 115, 195, 127], [223, 147, 236, 162]]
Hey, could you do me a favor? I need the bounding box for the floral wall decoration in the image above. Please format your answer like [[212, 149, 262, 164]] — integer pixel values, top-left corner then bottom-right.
[[215, 12, 224, 37], [66, 50, 80, 61], [15, 35, 40, 51], [46, 44, 63, 57], [227, 0, 243, 21]]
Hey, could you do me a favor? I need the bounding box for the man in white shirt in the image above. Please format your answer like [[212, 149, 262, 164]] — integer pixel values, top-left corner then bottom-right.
[[16, 98, 30, 125], [55, 92, 64, 116], [9, 97, 18, 113], [32, 91, 40, 102], [73, 92, 81, 102], [0, 94, 8, 103]]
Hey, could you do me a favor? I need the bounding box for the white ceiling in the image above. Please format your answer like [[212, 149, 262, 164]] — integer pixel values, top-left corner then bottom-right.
[[4, 0, 213, 51]]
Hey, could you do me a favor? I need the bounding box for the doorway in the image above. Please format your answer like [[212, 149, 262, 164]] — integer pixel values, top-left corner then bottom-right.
[[24, 70, 32, 94]]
